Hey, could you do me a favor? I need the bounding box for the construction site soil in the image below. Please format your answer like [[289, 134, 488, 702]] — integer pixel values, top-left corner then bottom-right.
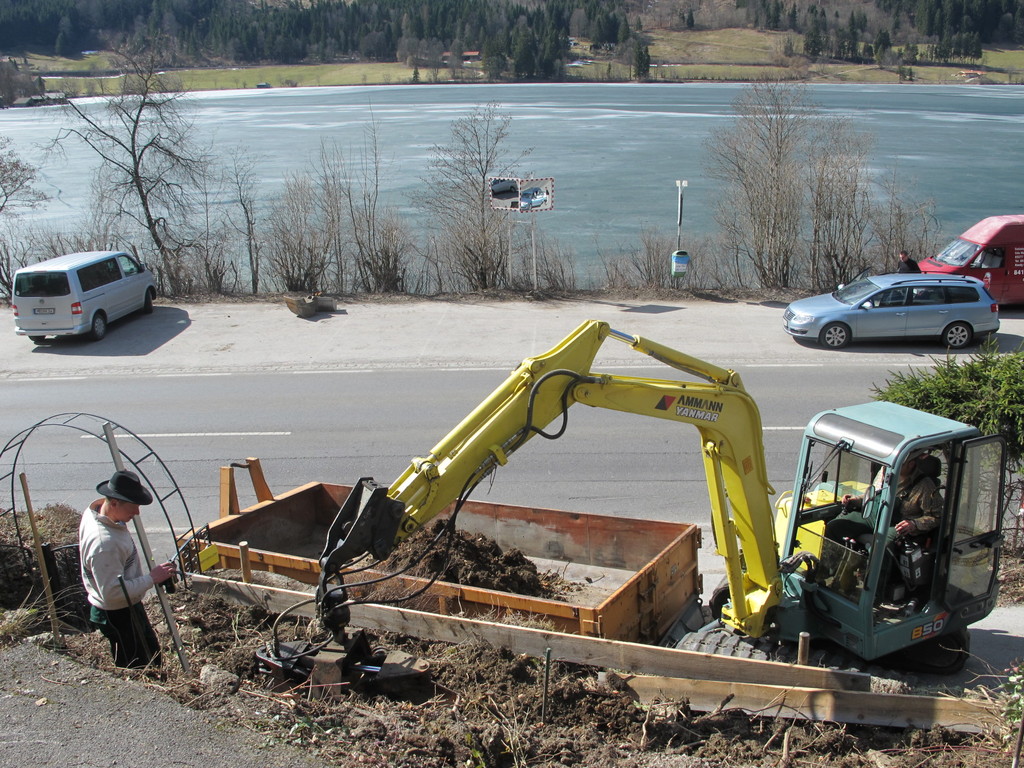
[[0, 507, 1020, 767]]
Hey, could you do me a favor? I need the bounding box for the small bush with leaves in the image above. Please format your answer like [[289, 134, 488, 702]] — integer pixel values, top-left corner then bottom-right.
[[874, 341, 1024, 472], [1004, 661, 1023, 725]]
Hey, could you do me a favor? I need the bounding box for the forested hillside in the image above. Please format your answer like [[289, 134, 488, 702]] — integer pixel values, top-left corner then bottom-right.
[[1, 0, 1020, 75], [0, 0, 632, 78]]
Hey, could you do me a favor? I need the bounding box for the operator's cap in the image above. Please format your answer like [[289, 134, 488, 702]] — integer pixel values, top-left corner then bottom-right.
[[97, 470, 153, 506], [916, 454, 942, 479]]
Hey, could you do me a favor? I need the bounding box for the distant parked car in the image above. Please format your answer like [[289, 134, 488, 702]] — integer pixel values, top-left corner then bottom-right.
[[519, 186, 548, 211], [782, 274, 999, 349], [490, 178, 518, 197]]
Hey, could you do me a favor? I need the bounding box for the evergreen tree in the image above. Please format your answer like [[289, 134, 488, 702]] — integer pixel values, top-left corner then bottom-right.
[[634, 41, 650, 79]]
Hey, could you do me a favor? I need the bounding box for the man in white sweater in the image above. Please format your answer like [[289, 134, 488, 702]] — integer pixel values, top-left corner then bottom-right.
[[78, 470, 176, 668]]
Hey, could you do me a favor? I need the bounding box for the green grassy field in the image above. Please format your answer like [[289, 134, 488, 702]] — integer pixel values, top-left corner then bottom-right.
[[22, 28, 1024, 93]]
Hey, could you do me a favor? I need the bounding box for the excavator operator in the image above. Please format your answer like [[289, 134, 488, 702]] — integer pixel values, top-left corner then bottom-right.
[[829, 450, 944, 545]]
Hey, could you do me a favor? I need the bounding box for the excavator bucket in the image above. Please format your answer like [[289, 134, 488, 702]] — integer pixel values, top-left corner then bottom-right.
[[320, 477, 406, 573]]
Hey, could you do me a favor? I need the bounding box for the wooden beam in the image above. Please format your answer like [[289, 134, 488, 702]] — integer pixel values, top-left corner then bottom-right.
[[621, 674, 1001, 734], [188, 574, 868, 691]]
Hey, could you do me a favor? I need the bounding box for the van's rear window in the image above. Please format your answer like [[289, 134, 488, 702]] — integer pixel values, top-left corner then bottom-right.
[[14, 272, 71, 297]]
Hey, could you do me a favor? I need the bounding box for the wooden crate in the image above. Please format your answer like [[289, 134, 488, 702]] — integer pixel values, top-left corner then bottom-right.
[[193, 481, 701, 643]]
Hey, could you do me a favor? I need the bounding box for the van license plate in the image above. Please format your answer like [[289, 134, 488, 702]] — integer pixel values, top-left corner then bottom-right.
[[33, 308, 55, 314]]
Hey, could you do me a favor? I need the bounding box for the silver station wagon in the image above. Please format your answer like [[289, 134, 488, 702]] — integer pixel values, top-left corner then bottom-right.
[[783, 274, 1000, 349]]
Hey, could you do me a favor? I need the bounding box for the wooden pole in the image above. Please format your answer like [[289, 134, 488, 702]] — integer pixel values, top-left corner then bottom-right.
[[238, 541, 253, 583], [18, 473, 62, 644], [797, 631, 810, 666], [101, 423, 191, 675]]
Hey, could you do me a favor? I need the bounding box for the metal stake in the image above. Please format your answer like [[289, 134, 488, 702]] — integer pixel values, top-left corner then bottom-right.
[[542, 646, 552, 722]]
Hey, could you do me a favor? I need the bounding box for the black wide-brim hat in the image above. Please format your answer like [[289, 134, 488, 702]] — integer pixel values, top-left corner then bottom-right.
[[97, 470, 153, 506]]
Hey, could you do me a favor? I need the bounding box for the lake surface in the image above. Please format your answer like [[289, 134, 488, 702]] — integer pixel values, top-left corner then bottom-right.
[[2, 82, 1023, 277]]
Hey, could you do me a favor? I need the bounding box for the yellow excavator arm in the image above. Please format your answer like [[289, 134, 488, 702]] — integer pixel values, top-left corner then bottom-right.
[[321, 320, 781, 637]]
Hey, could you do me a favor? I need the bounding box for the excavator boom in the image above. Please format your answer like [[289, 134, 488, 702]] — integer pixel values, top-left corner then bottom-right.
[[320, 320, 782, 637]]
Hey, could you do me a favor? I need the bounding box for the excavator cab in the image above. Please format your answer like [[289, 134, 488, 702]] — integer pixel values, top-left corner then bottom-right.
[[774, 401, 1005, 672]]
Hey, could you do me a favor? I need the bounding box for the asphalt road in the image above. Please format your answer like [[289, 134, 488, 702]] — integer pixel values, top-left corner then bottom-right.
[[0, 295, 987, 557], [1, 295, 1023, 694]]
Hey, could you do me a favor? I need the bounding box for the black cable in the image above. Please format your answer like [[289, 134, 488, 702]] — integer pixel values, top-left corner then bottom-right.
[[312, 370, 591, 636]]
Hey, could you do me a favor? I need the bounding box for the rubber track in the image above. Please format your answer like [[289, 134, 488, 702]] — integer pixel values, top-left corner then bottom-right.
[[674, 623, 968, 677]]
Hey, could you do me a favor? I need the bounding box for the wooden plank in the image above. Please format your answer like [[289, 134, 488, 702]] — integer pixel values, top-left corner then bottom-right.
[[188, 574, 869, 692], [621, 674, 1001, 734]]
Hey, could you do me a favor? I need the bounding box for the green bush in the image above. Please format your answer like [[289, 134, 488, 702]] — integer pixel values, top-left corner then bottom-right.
[[1004, 660, 1022, 726], [874, 341, 1024, 471], [874, 342, 1024, 553]]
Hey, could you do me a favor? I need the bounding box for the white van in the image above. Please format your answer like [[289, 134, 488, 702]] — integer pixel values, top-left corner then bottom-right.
[[12, 251, 156, 343]]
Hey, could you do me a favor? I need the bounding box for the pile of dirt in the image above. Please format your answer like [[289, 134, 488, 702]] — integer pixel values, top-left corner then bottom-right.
[[380, 519, 573, 598], [0, 503, 80, 611]]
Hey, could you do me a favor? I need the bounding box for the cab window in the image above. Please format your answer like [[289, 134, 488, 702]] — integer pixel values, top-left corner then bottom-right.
[[974, 248, 1004, 269], [117, 254, 141, 277]]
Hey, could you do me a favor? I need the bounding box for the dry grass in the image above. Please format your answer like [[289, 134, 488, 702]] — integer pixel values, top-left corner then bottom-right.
[[0, 502, 79, 546], [16, 30, 1024, 93], [646, 28, 791, 65], [0, 604, 41, 647]]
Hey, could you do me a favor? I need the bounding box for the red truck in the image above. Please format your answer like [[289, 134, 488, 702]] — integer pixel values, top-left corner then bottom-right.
[[920, 215, 1024, 304]]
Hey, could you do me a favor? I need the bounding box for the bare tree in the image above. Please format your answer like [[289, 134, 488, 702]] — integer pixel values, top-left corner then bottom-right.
[[226, 152, 264, 295], [420, 103, 529, 291], [0, 137, 46, 218], [0, 229, 24, 298], [870, 168, 940, 270], [191, 169, 234, 294], [309, 143, 350, 293], [603, 227, 675, 290], [321, 129, 412, 294], [705, 82, 808, 290], [805, 117, 874, 291], [265, 173, 333, 292], [0, 138, 47, 297], [52, 40, 208, 295]]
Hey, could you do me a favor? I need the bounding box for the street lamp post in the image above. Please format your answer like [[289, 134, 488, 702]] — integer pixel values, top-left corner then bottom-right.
[[676, 179, 687, 250], [510, 218, 538, 291], [671, 180, 690, 280]]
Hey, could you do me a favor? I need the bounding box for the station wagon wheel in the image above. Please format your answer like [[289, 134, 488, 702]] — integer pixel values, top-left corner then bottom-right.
[[819, 322, 851, 349], [943, 321, 973, 349], [89, 312, 108, 341], [143, 288, 155, 314], [28, 336, 46, 344]]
